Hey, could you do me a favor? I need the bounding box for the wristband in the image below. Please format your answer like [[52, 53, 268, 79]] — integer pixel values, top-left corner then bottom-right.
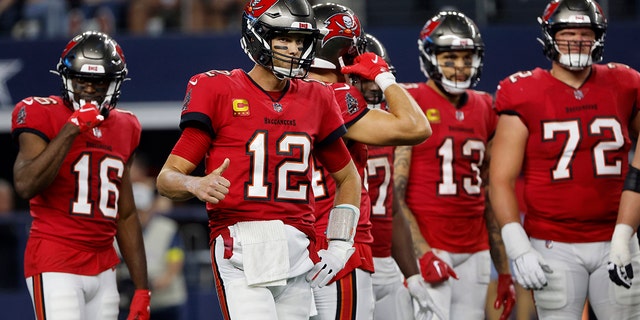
[[374, 72, 396, 92]]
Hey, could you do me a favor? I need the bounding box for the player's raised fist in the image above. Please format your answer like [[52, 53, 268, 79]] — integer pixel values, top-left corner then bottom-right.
[[68, 103, 104, 132]]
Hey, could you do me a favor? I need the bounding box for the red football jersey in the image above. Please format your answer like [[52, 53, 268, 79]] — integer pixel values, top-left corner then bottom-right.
[[367, 143, 395, 258], [495, 64, 640, 242], [403, 83, 497, 253], [11, 96, 141, 277], [179, 69, 346, 243], [312, 83, 375, 277]]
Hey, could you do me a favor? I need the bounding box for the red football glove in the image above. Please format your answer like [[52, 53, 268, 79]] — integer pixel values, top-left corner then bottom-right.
[[127, 289, 151, 320], [419, 251, 458, 283], [68, 103, 104, 132], [340, 52, 390, 80], [494, 274, 516, 320]]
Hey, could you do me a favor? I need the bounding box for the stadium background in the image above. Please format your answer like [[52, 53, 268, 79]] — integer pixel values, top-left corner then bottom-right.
[[1, 0, 639, 318]]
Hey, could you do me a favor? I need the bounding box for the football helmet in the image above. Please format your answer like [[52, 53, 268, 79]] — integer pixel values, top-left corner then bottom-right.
[[356, 33, 394, 105], [55, 31, 127, 114], [311, 3, 365, 70], [418, 11, 484, 94], [241, 0, 320, 79], [538, 0, 607, 70]]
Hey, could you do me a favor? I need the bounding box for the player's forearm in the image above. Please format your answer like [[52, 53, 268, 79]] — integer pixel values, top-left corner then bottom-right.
[[116, 212, 149, 290], [332, 161, 361, 208], [391, 210, 420, 277], [14, 124, 78, 199], [156, 169, 197, 201], [488, 178, 521, 228], [485, 198, 510, 274], [617, 191, 640, 230], [384, 85, 432, 144]]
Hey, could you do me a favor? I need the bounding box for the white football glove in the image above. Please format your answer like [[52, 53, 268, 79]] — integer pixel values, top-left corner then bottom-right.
[[502, 222, 552, 290], [406, 274, 446, 320], [608, 224, 635, 289], [306, 240, 354, 288]]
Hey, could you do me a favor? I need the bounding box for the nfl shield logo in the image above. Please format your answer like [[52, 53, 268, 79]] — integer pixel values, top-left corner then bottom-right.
[[574, 90, 584, 100], [92, 127, 102, 138], [455, 110, 464, 121], [273, 103, 283, 112]]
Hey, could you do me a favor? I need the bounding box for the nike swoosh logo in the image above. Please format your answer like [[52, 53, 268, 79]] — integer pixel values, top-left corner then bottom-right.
[[334, 84, 350, 91], [22, 98, 33, 105], [433, 260, 443, 277], [189, 79, 198, 86], [372, 55, 379, 64]]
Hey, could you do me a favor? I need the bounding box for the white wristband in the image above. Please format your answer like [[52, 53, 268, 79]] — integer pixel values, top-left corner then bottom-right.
[[610, 223, 635, 265], [374, 72, 396, 92], [501, 222, 532, 260], [326, 204, 360, 243]]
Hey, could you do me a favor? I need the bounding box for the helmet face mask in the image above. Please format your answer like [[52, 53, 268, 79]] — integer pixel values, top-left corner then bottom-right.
[[241, 0, 320, 79], [56, 31, 127, 113], [352, 33, 395, 105], [311, 3, 365, 70], [538, 0, 607, 70], [418, 11, 484, 94]]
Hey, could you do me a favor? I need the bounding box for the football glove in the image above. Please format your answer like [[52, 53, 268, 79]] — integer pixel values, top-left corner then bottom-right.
[[340, 52, 396, 91], [68, 103, 104, 133], [494, 274, 516, 320], [502, 222, 552, 290], [306, 240, 354, 288], [419, 251, 458, 283], [406, 274, 446, 320], [608, 223, 635, 289], [127, 289, 150, 320]]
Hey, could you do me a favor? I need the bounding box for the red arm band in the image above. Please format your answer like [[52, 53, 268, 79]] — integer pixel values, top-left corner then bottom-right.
[[315, 138, 352, 173], [170, 127, 211, 165]]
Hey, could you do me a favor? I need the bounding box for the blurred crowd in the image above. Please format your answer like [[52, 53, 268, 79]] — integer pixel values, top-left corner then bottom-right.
[[0, 0, 365, 39], [0, 0, 247, 38]]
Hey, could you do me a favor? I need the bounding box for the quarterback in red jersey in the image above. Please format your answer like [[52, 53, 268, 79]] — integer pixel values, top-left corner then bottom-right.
[[395, 11, 515, 320], [155, 1, 361, 319], [490, 0, 640, 318], [11, 31, 149, 320], [306, 4, 431, 320]]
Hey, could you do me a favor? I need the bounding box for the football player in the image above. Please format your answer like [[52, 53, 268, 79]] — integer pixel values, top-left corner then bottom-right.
[[360, 33, 443, 320], [155, 0, 362, 319], [394, 10, 515, 320], [490, 0, 640, 318], [306, 3, 431, 320], [12, 31, 150, 320]]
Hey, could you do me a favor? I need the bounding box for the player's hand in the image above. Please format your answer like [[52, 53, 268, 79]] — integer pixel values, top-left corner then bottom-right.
[[406, 274, 446, 320], [127, 289, 150, 320], [191, 159, 230, 204], [341, 52, 390, 80], [494, 274, 516, 320], [502, 222, 552, 290], [68, 103, 104, 132], [306, 240, 354, 288], [419, 251, 458, 283], [608, 224, 635, 289]]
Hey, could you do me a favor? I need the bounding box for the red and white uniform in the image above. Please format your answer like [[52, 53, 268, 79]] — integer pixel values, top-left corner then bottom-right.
[[179, 69, 349, 320], [403, 83, 496, 320], [311, 83, 375, 320], [403, 83, 496, 253], [180, 69, 346, 244], [495, 65, 640, 242], [367, 143, 395, 258], [11, 96, 140, 278], [495, 64, 640, 319]]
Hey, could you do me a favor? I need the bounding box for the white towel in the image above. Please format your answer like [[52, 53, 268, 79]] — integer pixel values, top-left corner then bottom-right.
[[235, 220, 290, 286]]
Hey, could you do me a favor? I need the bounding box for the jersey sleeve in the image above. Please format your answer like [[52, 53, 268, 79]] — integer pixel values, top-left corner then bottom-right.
[[332, 84, 370, 128], [179, 72, 230, 137], [316, 84, 348, 148], [11, 96, 64, 143]]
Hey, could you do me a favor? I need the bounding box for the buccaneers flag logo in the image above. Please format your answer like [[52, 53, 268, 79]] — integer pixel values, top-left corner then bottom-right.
[[244, 0, 277, 18], [320, 13, 361, 47], [419, 18, 441, 42]]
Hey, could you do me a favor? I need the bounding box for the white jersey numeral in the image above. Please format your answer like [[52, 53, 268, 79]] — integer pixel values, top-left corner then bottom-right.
[[437, 137, 485, 196], [246, 131, 312, 201], [72, 154, 124, 218], [366, 156, 391, 215], [543, 118, 624, 180]]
